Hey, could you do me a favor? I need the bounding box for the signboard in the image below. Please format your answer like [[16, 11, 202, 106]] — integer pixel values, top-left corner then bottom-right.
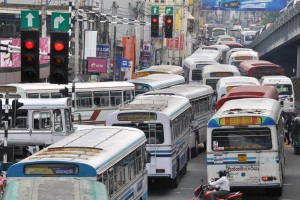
[[51, 12, 70, 31], [202, 0, 288, 11], [21, 10, 39, 29], [165, 7, 173, 15], [121, 59, 129, 68], [97, 44, 110, 57], [219, 116, 262, 126], [151, 6, 159, 15], [87, 57, 108, 73], [227, 165, 260, 184]]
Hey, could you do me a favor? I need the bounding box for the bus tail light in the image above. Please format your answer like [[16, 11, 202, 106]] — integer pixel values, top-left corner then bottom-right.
[[156, 169, 165, 173], [261, 176, 276, 181], [289, 98, 294, 102]]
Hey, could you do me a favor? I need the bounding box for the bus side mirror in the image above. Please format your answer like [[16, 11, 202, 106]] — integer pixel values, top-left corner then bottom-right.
[[145, 151, 151, 163]]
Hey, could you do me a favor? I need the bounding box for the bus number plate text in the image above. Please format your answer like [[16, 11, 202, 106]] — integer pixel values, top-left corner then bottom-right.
[[238, 154, 247, 162]]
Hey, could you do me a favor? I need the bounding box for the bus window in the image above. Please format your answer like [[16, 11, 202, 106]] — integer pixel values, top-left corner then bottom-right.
[[76, 92, 92, 108], [53, 109, 62, 132], [110, 91, 122, 106], [27, 93, 39, 98], [64, 109, 72, 132], [15, 109, 28, 129], [123, 90, 133, 103], [51, 93, 63, 98], [94, 91, 109, 107], [40, 93, 50, 98], [33, 111, 51, 130]]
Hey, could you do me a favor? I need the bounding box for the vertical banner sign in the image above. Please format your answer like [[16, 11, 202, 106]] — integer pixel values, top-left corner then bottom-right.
[[202, 0, 288, 11]]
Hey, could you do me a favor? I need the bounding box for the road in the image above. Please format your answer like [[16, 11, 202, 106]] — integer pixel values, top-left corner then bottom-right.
[[149, 145, 299, 200]]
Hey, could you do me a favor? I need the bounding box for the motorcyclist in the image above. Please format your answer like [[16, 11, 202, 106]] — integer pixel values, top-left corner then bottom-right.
[[209, 170, 230, 200]]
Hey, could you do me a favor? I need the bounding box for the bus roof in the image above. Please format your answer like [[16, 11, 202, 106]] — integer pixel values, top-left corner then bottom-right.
[[210, 98, 281, 127], [230, 50, 259, 58], [202, 64, 240, 76], [1, 98, 71, 109], [141, 85, 214, 100], [260, 75, 292, 85], [240, 60, 278, 69], [128, 74, 185, 89], [216, 76, 260, 87], [119, 95, 191, 119], [3, 178, 109, 200], [216, 85, 278, 111], [1, 81, 135, 93], [136, 65, 183, 74], [9, 126, 146, 175]]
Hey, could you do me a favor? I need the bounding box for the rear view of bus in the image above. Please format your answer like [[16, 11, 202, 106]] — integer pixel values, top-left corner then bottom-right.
[[207, 98, 285, 196], [261, 76, 295, 113]]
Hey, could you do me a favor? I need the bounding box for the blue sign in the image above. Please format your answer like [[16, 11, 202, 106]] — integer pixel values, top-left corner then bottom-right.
[[121, 59, 129, 68], [202, 0, 288, 11], [97, 44, 110, 57]]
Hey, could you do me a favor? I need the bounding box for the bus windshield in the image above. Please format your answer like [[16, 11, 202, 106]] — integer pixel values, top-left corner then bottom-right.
[[212, 127, 272, 151], [266, 84, 292, 95]]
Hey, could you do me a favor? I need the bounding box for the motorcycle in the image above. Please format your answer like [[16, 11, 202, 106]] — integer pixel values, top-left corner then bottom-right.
[[192, 180, 243, 200]]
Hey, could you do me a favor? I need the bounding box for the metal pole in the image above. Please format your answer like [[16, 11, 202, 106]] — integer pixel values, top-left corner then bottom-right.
[[160, 20, 164, 65], [172, 3, 177, 65], [73, 0, 80, 82], [113, 26, 117, 81], [3, 91, 9, 172]]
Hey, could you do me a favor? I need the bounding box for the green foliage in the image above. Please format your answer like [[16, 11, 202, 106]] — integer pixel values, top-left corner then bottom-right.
[[261, 12, 279, 25]]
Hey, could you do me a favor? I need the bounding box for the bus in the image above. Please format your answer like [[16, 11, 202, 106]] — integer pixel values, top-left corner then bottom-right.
[[105, 94, 191, 187], [202, 64, 241, 90], [127, 74, 185, 95], [260, 75, 294, 113], [216, 85, 278, 111], [238, 60, 285, 79], [228, 50, 259, 67], [182, 50, 222, 83], [215, 76, 260, 101], [0, 98, 74, 160], [225, 48, 253, 64], [7, 126, 148, 200], [3, 178, 109, 200], [202, 45, 230, 63], [134, 65, 184, 78], [140, 85, 214, 157], [212, 27, 227, 39], [0, 81, 135, 125], [207, 98, 285, 195], [240, 30, 257, 46]]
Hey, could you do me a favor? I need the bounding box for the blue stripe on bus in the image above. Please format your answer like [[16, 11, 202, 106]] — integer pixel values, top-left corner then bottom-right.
[[208, 116, 276, 128], [207, 161, 257, 165], [119, 188, 134, 200], [207, 157, 257, 161]]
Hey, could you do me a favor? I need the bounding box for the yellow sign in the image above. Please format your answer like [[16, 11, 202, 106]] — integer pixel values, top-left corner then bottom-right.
[[219, 116, 262, 126], [226, 86, 238, 92], [0, 86, 17, 93], [238, 154, 247, 162], [118, 113, 157, 121]]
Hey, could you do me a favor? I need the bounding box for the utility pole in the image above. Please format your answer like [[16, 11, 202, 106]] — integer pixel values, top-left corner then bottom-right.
[[111, 1, 118, 79], [194, 0, 200, 49], [172, 2, 177, 65], [41, 4, 47, 38], [73, 0, 80, 82]]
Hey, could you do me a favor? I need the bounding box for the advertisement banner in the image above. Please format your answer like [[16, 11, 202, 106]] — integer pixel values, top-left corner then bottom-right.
[[97, 44, 110, 57], [0, 37, 49, 68], [202, 0, 288, 11], [87, 57, 107, 73]]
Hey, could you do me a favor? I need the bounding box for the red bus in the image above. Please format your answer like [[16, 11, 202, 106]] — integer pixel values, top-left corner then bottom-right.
[[238, 60, 284, 79], [216, 85, 278, 111]]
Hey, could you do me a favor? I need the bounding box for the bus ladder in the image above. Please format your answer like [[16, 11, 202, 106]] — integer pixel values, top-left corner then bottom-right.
[[148, 110, 158, 174]]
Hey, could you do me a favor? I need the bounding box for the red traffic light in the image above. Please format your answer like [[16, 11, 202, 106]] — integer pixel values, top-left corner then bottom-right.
[[152, 18, 158, 23], [166, 18, 172, 24], [23, 55, 35, 65], [54, 41, 65, 52], [53, 56, 64, 65], [24, 40, 35, 50]]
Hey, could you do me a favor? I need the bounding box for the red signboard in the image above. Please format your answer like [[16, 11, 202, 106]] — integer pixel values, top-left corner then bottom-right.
[[87, 57, 107, 73]]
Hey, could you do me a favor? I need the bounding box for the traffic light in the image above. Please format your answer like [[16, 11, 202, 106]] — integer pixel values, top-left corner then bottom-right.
[[11, 99, 24, 128], [50, 31, 69, 84], [165, 15, 173, 38], [151, 15, 159, 37], [59, 87, 69, 97], [21, 30, 40, 83]]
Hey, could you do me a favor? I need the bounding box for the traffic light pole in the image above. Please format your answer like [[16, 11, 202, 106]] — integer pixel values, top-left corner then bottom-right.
[[160, 22, 164, 65], [73, 0, 80, 82], [3, 91, 9, 173]]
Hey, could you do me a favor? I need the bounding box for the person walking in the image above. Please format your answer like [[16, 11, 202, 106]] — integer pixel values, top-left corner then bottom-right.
[[285, 113, 292, 145]]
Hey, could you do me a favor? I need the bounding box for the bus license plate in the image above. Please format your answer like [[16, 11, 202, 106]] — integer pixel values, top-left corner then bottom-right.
[[238, 154, 247, 162]]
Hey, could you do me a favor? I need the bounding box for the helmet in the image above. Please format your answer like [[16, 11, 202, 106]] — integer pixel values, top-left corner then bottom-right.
[[218, 170, 227, 178]]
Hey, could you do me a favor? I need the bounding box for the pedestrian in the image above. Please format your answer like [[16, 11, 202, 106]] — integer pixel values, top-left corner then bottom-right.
[[285, 113, 292, 145]]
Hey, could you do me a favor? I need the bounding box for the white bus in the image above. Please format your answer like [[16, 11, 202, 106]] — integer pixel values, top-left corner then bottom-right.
[[202, 64, 241, 91], [7, 126, 149, 200], [216, 76, 260, 101], [225, 48, 253, 64], [134, 65, 184, 78], [106, 95, 191, 187], [228, 50, 259, 67], [0, 82, 135, 125], [182, 50, 222, 83], [206, 98, 285, 195], [141, 85, 214, 157], [260, 75, 295, 113], [240, 30, 257, 46], [127, 74, 185, 96]]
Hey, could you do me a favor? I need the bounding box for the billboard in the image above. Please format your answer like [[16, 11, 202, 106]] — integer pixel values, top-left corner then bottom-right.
[[202, 0, 288, 11]]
